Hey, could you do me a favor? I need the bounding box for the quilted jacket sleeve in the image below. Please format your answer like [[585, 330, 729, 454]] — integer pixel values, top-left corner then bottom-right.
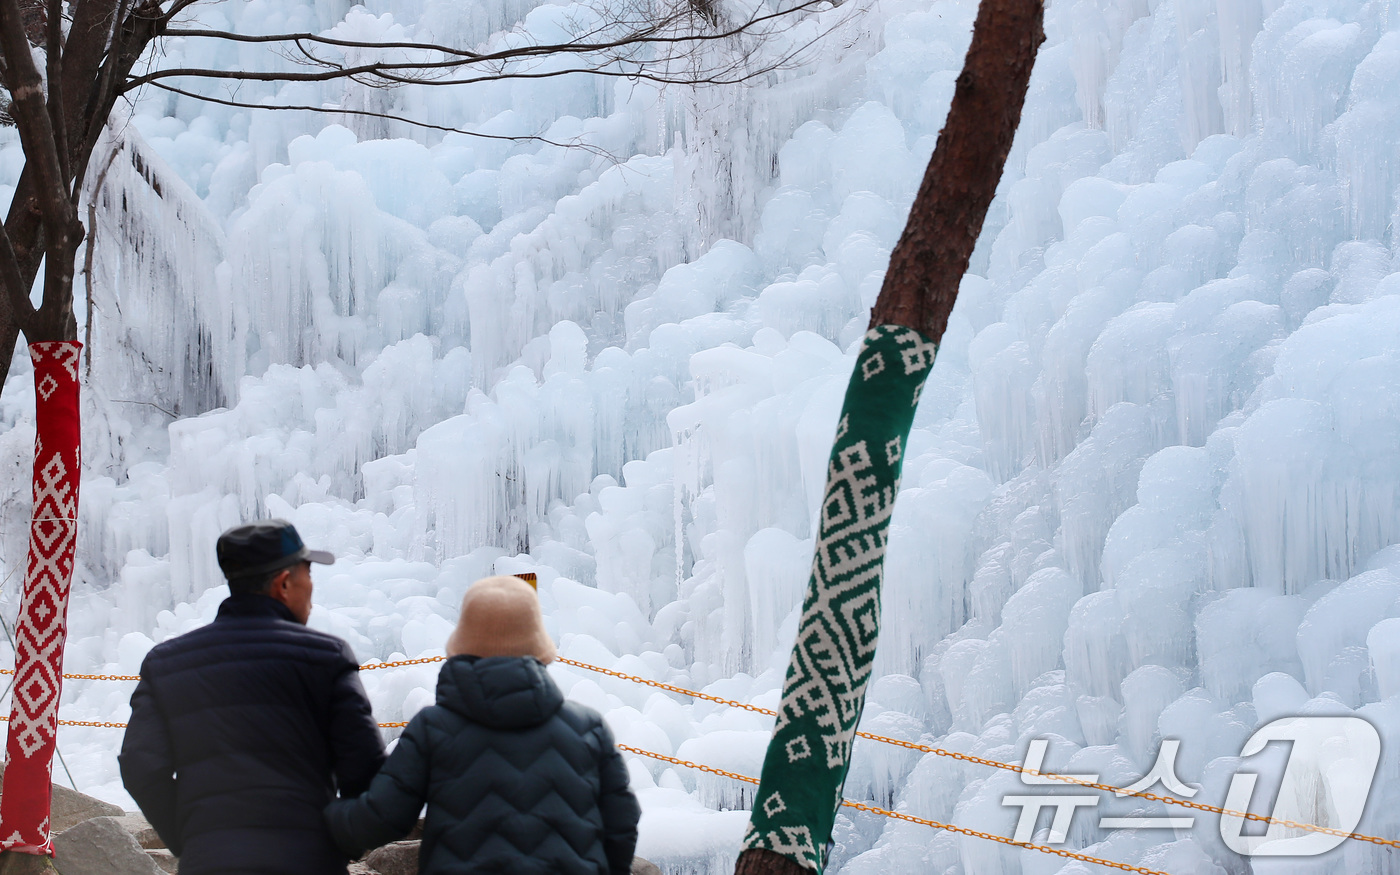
[[118, 672, 182, 856], [324, 712, 431, 858], [593, 719, 641, 875], [327, 646, 388, 798]]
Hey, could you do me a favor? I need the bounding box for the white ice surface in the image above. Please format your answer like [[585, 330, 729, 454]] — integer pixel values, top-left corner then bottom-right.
[[7, 0, 1400, 870]]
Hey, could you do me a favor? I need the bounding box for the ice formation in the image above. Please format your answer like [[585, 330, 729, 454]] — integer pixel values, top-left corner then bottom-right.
[[5, 0, 1400, 869]]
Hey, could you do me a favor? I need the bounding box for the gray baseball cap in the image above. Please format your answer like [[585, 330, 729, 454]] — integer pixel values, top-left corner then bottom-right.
[[216, 519, 334, 581]]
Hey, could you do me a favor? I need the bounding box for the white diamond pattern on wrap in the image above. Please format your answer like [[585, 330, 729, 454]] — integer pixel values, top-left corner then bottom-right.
[[744, 326, 939, 871], [2, 341, 82, 854], [772, 439, 898, 754]]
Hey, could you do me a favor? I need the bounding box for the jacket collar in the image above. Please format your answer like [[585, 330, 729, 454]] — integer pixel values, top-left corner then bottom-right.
[[216, 592, 298, 623], [436, 654, 564, 729]]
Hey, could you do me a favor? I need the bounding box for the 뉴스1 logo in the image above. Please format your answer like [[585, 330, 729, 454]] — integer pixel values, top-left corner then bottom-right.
[[1001, 715, 1381, 857]]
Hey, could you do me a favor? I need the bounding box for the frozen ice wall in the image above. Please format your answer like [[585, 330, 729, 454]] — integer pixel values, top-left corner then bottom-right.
[[6, 0, 1400, 869]]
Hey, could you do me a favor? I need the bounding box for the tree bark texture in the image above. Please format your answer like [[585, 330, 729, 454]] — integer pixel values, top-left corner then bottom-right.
[[735, 0, 1044, 872], [867, 0, 1045, 340], [734, 849, 807, 875]]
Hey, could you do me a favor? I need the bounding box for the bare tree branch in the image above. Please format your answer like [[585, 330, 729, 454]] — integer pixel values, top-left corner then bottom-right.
[[19, 0, 46, 47], [0, 0, 848, 375], [47, 0, 71, 183], [61, 0, 126, 187], [0, 0, 69, 223], [0, 217, 34, 333], [127, 0, 835, 92], [163, 27, 489, 60], [72, 0, 164, 196], [360, 24, 834, 88], [83, 135, 123, 378], [162, 0, 825, 60], [143, 80, 621, 160]]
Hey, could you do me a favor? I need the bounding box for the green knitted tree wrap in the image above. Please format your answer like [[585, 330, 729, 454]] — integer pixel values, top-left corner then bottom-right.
[[740, 324, 938, 871]]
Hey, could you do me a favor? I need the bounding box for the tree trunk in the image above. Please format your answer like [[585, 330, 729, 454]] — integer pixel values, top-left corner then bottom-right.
[[0, 0, 167, 844], [868, 0, 1045, 338], [734, 848, 808, 875], [0, 341, 82, 855], [735, 0, 1044, 871]]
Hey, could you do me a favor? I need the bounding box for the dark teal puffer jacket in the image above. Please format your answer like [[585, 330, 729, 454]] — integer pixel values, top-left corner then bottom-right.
[[325, 655, 640, 874]]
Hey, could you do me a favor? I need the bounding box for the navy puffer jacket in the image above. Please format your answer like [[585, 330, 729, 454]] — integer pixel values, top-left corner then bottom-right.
[[325, 655, 640, 874], [119, 594, 386, 875]]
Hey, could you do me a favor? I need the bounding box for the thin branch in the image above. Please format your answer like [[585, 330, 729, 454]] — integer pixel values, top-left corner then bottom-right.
[[142, 80, 620, 161], [83, 135, 122, 379], [0, 0, 69, 221], [73, 0, 165, 196], [162, 0, 825, 59], [362, 25, 837, 89], [161, 0, 202, 20], [365, 62, 751, 88], [67, 0, 130, 194], [110, 398, 176, 417], [163, 27, 488, 60], [127, 0, 834, 92], [46, 0, 70, 182], [128, 33, 827, 93], [126, 58, 470, 89], [0, 217, 37, 331]]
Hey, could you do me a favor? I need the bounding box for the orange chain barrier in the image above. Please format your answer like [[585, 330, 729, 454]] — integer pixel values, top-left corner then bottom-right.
[[564, 659, 1400, 848], [10, 655, 1400, 849], [358, 657, 446, 671], [0, 715, 131, 729], [616, 744, 1174, 875], [0, 707, 1169, 873]]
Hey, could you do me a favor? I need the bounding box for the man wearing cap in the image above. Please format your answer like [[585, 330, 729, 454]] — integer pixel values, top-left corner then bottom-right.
[[119, 520, 386, 875]]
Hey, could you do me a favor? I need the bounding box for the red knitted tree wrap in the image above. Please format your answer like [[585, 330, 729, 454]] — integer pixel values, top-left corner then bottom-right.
[[0, 342, 82, 855]]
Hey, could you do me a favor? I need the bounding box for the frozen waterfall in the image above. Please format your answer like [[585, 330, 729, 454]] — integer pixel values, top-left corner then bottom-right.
[[5, 0, 1400, 869]]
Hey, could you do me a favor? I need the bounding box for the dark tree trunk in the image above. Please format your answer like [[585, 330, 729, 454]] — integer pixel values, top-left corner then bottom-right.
[[867, 0, 1045, 340], [733, 0, 1043, 871], [734, 849, 808, 875], [0, 0, 163, 384]]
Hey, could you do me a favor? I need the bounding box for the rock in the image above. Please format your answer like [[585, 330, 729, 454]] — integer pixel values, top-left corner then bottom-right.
[[347, 864, 377, 875], [111, 815, 164, 850], [0, 851, 58, 874], [0, 765, 124, 835], [52, 817, 161, 875], [632, 857, 663, 875], [363, 841, 419, 875], [144, 851, 177, 874], [50, 790, 124, 835]]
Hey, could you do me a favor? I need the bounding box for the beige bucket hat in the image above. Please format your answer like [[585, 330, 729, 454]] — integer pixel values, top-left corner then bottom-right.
[[445, 575, 557, 663]]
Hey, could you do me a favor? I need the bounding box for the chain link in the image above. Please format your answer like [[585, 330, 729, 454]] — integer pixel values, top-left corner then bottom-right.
[[0, 667, 141, 680], [0, 715, 130, 729], [358, 657, 447, 671]]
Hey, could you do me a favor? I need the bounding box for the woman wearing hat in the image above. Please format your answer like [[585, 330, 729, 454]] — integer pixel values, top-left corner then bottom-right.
[[325, 576, 640, 874]]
